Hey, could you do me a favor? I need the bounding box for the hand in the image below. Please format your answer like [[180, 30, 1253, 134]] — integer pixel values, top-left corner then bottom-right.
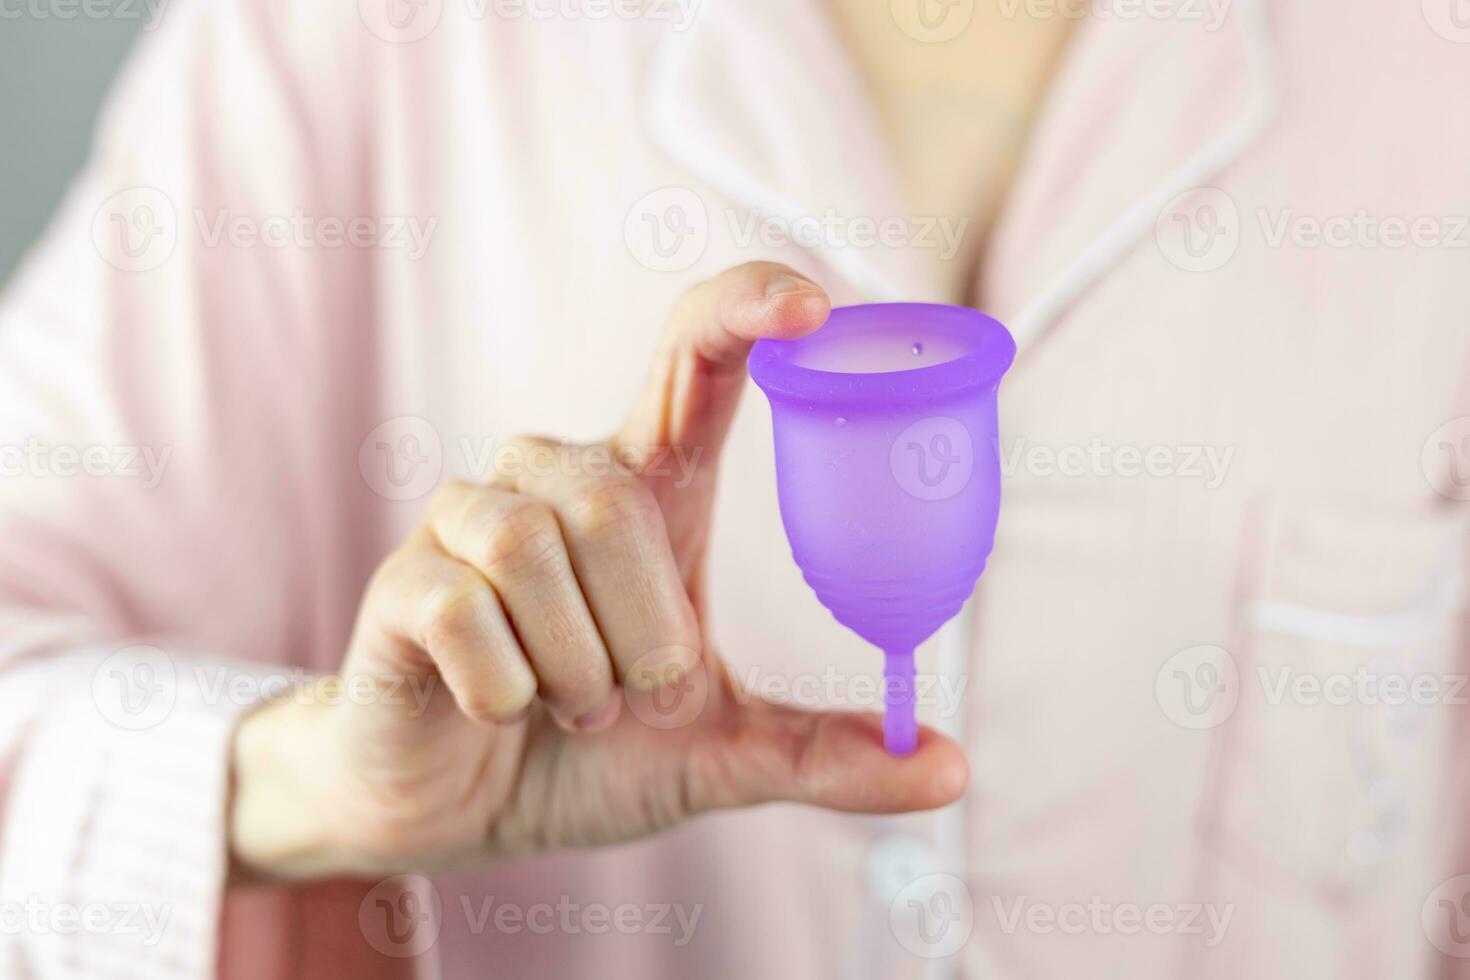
[[230, 262, 968, 879]]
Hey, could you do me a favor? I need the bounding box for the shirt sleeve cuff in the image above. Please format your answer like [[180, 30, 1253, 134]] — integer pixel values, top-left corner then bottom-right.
[[0, 647, 293, 979]]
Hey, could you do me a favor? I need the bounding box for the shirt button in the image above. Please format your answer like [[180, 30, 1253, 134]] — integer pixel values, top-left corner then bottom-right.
[[870, 835, 975, 963], [865, 832, 944, 905]]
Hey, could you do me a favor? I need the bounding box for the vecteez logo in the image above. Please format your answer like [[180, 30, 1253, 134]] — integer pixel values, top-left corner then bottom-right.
[[996, 0, 1232, 31], [1423, 0, 1470, 43], [889, 873, 975, 958], [0, 0, 172, 30], [623, 645, 708, 730], [91, 645, 178, 730], [890, 416, 974, 501], [1424, 876, 1470, 957], [1154, 644, 1239, 730], [890, 0, 976, 43], [1423, 417, 1470, 501], [359, 0, 703, 44], [91, 187, 178, 273], [359, 876, 443, 957], [1158, 188, 1470, 272], [624, 187, 710, 273], [358, 416, 444, 502], [1155, 188, 1240, 272], [359, 0, 444, 43]]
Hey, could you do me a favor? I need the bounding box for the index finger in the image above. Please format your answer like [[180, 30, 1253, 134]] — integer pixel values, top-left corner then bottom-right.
[[618, 261, 830, 462]]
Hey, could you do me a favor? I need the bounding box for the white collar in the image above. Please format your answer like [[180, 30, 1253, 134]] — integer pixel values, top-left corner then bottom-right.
[[643, 0, 1279, 352]]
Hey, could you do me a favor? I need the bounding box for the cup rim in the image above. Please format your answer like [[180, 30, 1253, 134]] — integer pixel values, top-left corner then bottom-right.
[[747, 303, 1016, 403]]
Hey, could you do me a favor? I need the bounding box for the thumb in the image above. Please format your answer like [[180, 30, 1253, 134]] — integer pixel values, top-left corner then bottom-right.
[[618, 262, 830, 464], [678, 699, 969, 816]]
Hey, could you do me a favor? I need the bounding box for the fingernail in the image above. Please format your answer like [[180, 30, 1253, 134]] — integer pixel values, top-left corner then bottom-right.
[[764, 275, 818, 298], [574, 697, 620, 732]]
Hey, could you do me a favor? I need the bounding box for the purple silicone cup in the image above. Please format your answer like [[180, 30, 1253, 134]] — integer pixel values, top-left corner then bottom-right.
[[748, 303, 1016, 756]]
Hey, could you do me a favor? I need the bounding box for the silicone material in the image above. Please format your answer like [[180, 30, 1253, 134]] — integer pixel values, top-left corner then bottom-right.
[[749, 303, 1015, 755]]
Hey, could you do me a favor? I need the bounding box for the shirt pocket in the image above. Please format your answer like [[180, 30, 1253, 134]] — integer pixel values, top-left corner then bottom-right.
[[1204, 497, 1467, 895]]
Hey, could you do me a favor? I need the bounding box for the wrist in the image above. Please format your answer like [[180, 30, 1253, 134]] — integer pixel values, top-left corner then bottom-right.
[[229, 694, 347, 881]]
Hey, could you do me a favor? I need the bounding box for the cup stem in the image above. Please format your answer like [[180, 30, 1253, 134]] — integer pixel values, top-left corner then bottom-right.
[[882, 648, 918, 756]]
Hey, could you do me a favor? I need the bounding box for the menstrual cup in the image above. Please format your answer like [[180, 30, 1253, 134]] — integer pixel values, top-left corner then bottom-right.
[[748, 304, 1015, 755]]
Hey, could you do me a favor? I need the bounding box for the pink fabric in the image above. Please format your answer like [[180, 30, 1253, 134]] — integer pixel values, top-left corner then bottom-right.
[[0, 0, 1467, 977]]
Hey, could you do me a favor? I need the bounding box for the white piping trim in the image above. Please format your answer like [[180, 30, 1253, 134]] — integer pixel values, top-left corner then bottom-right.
[[926, 610, 973, 980], [1247, 573, 1465, 648], [936, 6, 1278, 978], [1007, 0, 1279, 343], [643, 5, 908, 302], [644, 6, 1279, 980]]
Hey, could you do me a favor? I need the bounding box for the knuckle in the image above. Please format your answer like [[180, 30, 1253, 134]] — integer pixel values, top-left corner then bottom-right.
[[566, 476, 660, 540], [492, 435, 541, 482], [421, 577, 490, 647], [478, 499, 561, 575], [430, 479, 475, 513], [373, 531, 438, 588], [527, 620, 610, 707], [457, 682, 534, 725], [626, 642, 700, 690], [539, 604, 590, 654], [555, 652, 613, 701]]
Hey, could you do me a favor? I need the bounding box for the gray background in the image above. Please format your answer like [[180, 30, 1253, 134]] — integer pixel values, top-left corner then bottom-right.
[[0, 16, 143, 285]]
